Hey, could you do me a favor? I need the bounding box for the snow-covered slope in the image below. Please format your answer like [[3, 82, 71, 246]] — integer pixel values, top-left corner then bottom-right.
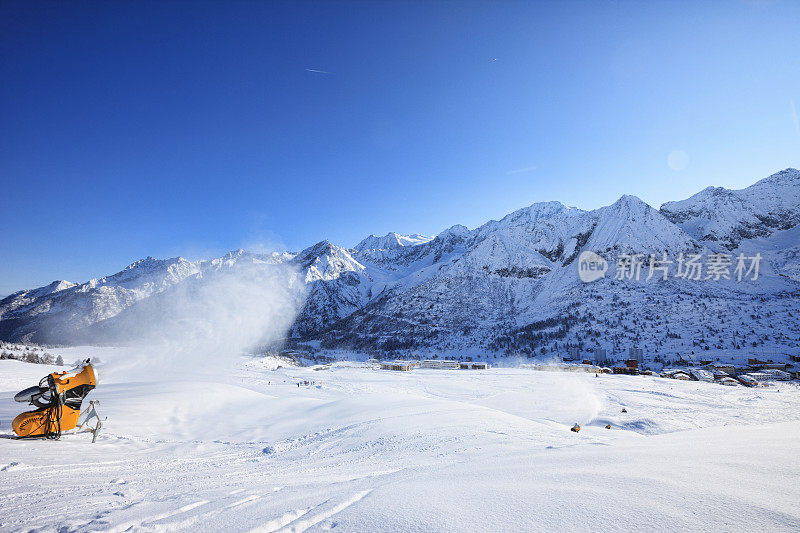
[[2, 168, 799, 363], [2, 352, 800, 531], [583, 195, 701, 254]]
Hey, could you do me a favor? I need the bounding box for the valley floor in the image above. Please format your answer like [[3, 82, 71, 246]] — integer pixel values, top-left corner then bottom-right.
[[1, 349, 800, 532]]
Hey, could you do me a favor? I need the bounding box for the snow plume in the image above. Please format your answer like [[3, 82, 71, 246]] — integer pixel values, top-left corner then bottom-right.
[[101, 261, 306, 382]]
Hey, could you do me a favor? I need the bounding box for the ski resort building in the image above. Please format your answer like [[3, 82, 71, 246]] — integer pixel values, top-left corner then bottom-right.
[[524, 364, 602, 374], [380, 360, 416, 371], [707, 364, 736, 377], [746, 359, 789, 371], [613, 360, 640, 375], [689, 369, 714, 382], [420, 359, 459, 369], [459, 362, 490, 370], [662, 369, 693, 380], [593, 348, 611, 366], [747, 369, 792, 381], [762, 363, 791, 371]]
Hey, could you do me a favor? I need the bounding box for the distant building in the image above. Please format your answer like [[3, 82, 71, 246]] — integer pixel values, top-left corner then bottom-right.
[[748, 359, 789, 371], [566, 347, 580, 361], [628, 348, 643, 363], [689, 369, 714, 382], [613, 362, 638, 375], [662, 369, 693, 380], [594, 348, 610, 366], [381, 360, 415, 371], [459, 361, 490, 370], [738, 370, 790, 383], [762, 363, 790, 371], [758, 369, 792, 381], [421, 359, 459, 369], [706, 364, 736, 377], [738, 375, 759, 387]]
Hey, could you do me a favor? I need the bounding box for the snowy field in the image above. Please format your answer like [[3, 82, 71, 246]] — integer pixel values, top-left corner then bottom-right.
[[2, 348, 800, 532]]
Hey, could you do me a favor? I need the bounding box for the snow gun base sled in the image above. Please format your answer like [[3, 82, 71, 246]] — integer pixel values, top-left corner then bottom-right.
[[11, 359, 103, 441]]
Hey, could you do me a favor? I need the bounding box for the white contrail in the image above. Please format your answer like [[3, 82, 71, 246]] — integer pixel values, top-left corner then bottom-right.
[[506, 165, 537, 175], [305, 68, 330, 74]]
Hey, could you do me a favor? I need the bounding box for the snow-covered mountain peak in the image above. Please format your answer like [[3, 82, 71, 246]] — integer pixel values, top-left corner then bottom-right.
[[487, 201, 582, 231], [660, 186, 742, 217], [437, 224, 470, 239], [116, 255, 198, 277], [660, 167, 800, 249], [10, 280, 78, 301], [756, 167, 799, 185], [403, 233, 435, 245], [295, 240, 336, 260], [207, 249, 259, 268], [222, 248, 247, 260], [123, 256, 160, 271], [611, 194, 653, 212], [47, 279, 78, 293], [586, 194, 699, 253], [44, 280, 77, 293], [293, 240, 366, 282], [354, 232, 433, 251], [203, 249, 295, 268], [467, 201, 584, 247]]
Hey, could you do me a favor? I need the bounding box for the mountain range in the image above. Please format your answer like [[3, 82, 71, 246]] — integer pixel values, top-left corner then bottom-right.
[[2, 168, 799, 363]]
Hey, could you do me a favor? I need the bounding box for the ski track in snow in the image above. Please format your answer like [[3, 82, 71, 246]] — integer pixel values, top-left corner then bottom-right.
[[1, 354, 800, 531]]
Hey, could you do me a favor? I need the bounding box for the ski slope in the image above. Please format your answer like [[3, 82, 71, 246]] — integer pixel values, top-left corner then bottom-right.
[[2, 350, 800, 532]]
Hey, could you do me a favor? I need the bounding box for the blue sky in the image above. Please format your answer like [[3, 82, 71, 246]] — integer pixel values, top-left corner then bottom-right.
[[1, 1, 799, 294]]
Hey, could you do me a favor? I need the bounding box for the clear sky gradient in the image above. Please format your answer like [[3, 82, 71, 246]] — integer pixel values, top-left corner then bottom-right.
[[2, 1, 799, 294]]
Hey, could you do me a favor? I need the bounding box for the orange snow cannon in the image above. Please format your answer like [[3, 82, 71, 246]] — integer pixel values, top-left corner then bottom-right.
[[12, 359, 97, 439]]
